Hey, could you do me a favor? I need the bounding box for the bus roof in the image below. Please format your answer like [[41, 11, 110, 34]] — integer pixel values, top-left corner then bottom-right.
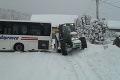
[[0, 19, 51, 24]]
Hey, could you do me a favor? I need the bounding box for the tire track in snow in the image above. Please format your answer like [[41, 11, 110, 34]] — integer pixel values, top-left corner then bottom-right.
[[62, 48, 90, 80], [68, 52, 89, 80], [62, 56, 79, 80], [71, 51, 103, 80]]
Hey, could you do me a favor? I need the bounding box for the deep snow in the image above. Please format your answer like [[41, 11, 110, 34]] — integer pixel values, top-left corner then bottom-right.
[[0, 42, 120, 80]]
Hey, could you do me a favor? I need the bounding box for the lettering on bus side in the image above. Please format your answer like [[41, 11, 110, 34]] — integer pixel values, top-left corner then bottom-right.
[[0, 35, 19, 40]]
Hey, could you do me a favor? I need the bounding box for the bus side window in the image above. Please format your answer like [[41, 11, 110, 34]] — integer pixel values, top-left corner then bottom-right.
[[14, 31, 17, 34], [41, 23, 51, 36], [13, 25, 19, 35], [4, 22, 12, 34], [21, 25, 27, 35], [29, 23, 41, 36], [0, 24, 3, 34]]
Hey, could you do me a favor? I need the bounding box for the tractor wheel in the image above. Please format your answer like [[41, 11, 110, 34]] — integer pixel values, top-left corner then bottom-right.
[[61, 40, 67, 55]]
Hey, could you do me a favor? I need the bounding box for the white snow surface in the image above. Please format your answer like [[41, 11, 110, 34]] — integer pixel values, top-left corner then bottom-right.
[[0, 42, 120, 80]]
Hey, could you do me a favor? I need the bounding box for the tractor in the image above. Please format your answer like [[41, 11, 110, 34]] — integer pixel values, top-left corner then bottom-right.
[[55, 23, 81, 55]]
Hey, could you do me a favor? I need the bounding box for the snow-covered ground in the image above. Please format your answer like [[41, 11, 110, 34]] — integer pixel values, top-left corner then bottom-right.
[[0, 42, 120, 80]]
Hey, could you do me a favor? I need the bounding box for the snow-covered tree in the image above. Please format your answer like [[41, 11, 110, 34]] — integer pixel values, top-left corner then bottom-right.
[[90, 19, 108, 41], [75, 14, 91, 37], [75, 15, 109, 41]]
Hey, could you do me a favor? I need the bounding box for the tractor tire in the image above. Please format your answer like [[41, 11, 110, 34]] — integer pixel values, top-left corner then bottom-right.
[[61, 40, 67, 55]]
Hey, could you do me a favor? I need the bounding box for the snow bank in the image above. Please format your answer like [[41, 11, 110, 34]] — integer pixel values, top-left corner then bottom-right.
[[0, 42, 120, 80], [84, 43, 120, 80]]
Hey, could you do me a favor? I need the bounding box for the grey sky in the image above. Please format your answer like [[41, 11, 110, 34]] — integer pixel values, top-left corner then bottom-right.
[[0, 0, 120, 20]]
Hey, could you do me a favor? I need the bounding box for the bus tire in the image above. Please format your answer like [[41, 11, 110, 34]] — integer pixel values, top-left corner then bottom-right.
[[14, 43, 24, 52]]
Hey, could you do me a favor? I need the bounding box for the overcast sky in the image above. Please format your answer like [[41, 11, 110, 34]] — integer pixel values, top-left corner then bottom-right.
[[0, 0, 120, 20]]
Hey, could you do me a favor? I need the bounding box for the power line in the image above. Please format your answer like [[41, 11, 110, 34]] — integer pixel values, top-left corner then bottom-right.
[[84, 1, 94, 13], [99, 0, 120, 14], [100, 4, 120, 10], [101, 11, 120, 16], [101, 1, 120, 9], [99, 1, 120, 20], [100, 12, 120, 20], [100, 0, 107, 4]]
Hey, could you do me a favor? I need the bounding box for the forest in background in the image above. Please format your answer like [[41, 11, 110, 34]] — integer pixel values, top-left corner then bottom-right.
[[0, 8, 31, 20]]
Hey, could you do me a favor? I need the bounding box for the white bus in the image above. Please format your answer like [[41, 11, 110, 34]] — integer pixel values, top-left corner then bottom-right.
[[0, 20, 52, 51]]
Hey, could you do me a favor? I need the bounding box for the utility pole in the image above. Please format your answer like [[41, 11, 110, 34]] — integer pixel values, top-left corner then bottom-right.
[[96, 0, 99, 20]]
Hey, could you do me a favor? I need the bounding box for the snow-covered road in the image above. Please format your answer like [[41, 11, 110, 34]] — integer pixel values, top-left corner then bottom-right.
[[0, 42, 120, 80]]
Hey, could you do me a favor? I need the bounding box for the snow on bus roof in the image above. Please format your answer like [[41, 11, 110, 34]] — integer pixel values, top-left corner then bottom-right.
[[30, 14, 78, 27], [0, 19, 51, 24]]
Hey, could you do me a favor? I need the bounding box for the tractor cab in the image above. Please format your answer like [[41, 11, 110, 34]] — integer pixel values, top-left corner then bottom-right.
[[55, 23, 81, 55]]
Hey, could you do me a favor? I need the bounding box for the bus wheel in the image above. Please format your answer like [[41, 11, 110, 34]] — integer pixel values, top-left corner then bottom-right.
[[14, 43, 24, 52]]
